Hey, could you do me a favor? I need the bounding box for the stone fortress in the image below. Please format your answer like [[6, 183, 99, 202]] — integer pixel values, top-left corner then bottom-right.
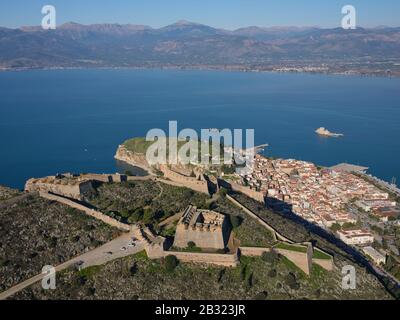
[[173, 205, 230, 250], [23, 166, 333, 274], [25, 173, 95, 201]]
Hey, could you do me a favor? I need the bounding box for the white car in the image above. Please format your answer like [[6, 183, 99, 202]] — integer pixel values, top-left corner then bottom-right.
[[120, 246, 127, 251]]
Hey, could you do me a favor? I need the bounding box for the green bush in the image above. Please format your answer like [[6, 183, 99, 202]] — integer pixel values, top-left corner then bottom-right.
[[164, 255, 179, 272], [218, 187, 228, 197], [143, 208, 155, 224], [268, 269, 277, 278], [254, 291, 268, 300], [229, 215, 242, 229], [261, 250, 280, 265], [285, 272, 300, 290], [187, 241, 196, 248]]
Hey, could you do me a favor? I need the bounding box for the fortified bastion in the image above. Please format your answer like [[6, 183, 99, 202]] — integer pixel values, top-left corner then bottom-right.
[[25, 173, 95, 201], [173, 205, 230, 250]]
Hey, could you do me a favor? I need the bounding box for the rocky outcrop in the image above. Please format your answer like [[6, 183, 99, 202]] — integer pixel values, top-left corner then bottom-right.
[[315, 127, 344, 137], [114, 145, 151, 172]]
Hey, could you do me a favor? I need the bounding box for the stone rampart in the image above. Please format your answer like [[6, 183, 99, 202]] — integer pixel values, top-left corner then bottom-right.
[[226, 195, 295, 243], [25, 178, 94, 201], [218, 179, 265, 204], [230, 182, 265, 204], [39, 192, 131, 232], [239, 246, 271, 256], [166, 251, 239, 267], [275, 247, 312, 275], [312, 258, 334, 271], [159, 165, 209, 194]]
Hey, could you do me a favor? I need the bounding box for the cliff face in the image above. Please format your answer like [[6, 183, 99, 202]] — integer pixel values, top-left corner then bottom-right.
[[114, 145, 151, 171]]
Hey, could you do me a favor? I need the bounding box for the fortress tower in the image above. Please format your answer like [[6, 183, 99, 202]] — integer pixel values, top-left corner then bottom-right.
[[173, 205, 230, 250]]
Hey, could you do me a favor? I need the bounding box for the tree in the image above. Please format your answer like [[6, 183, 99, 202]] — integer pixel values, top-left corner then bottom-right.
[[130, 262, 138, 276], [187, 241, 196, 249], [128, 208, 144, 224], [142, 208, 154, 224], [254, 291, 268, 300], [246, 272, 254, 288], [268, 269, 277, 278], [229, 215, 242, 229], [218, 187, 228, 197], [164, 255, 179, 272], [285, 272, 300, 290], [261, 250, 279, 265], [330, 223, 341, 232], [217, 269, 226, 283], [120, 209, 130, 219]]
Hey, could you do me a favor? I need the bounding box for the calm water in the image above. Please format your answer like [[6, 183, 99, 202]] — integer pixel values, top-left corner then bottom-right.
[[0, 69, 399, 189]]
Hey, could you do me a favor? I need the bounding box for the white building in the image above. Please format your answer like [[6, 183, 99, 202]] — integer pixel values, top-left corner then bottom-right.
[[338, 229, 374, 245], [362, 246, 386, 265], [355, 200, 372, 212]]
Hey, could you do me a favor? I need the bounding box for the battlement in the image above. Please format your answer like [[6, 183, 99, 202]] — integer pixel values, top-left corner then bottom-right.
[[180, 205, 225, 233], [25, 173, 95, 200], [173, 205, 230, 249]]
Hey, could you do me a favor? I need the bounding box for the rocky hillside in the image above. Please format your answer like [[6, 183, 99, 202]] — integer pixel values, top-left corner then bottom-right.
[[0, 192, 120, 292]]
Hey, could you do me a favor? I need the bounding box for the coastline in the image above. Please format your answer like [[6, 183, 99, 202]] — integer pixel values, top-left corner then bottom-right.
[[0, 64, 398, 79]]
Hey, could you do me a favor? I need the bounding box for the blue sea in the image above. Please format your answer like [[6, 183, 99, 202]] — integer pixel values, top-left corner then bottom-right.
[[0, 69, 399, 189]]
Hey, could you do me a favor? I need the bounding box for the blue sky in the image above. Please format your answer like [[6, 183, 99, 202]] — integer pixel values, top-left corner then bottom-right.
[[0, 0, 399, 29]]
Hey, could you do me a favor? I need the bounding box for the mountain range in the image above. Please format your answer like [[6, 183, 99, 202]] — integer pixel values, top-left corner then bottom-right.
[[1, 20, 400, 75]]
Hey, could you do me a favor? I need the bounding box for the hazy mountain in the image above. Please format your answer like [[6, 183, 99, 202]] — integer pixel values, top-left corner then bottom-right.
[[0, 21, 399, 72]]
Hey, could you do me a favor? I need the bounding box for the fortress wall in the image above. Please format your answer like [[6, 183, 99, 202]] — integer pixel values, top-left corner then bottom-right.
[[239, 247, 271, 256], [146, 243, 165, 259], [226, 195, 294, 242], [39, 192, 131, 232], [25, 179, 95, 201], [81, 173, 151, 183], [154, 178, 190, 189], [218, 178, 265, 204], [26, 182, 80, 200], [275, 248, 311, 275], [230, 182, 265, 204], [80, 174, 111, 183], [306, 243, 314, 274], [167, 251, 239, 267], [159, 165, 209, 194], [79, 181, 97, 195], [312, 258, 334, 271], [127, 176, 153, 182]]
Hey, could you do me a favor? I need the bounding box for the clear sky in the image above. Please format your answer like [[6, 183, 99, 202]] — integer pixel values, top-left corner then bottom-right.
[[0, 0, 399, 29]]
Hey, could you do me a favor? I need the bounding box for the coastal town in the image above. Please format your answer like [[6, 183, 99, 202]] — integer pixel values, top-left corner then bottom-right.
[[234, 154, 400, 266]]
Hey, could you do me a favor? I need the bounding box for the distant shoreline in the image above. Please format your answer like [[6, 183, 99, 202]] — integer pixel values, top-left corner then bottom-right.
[[0, 65, 398, 79]]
